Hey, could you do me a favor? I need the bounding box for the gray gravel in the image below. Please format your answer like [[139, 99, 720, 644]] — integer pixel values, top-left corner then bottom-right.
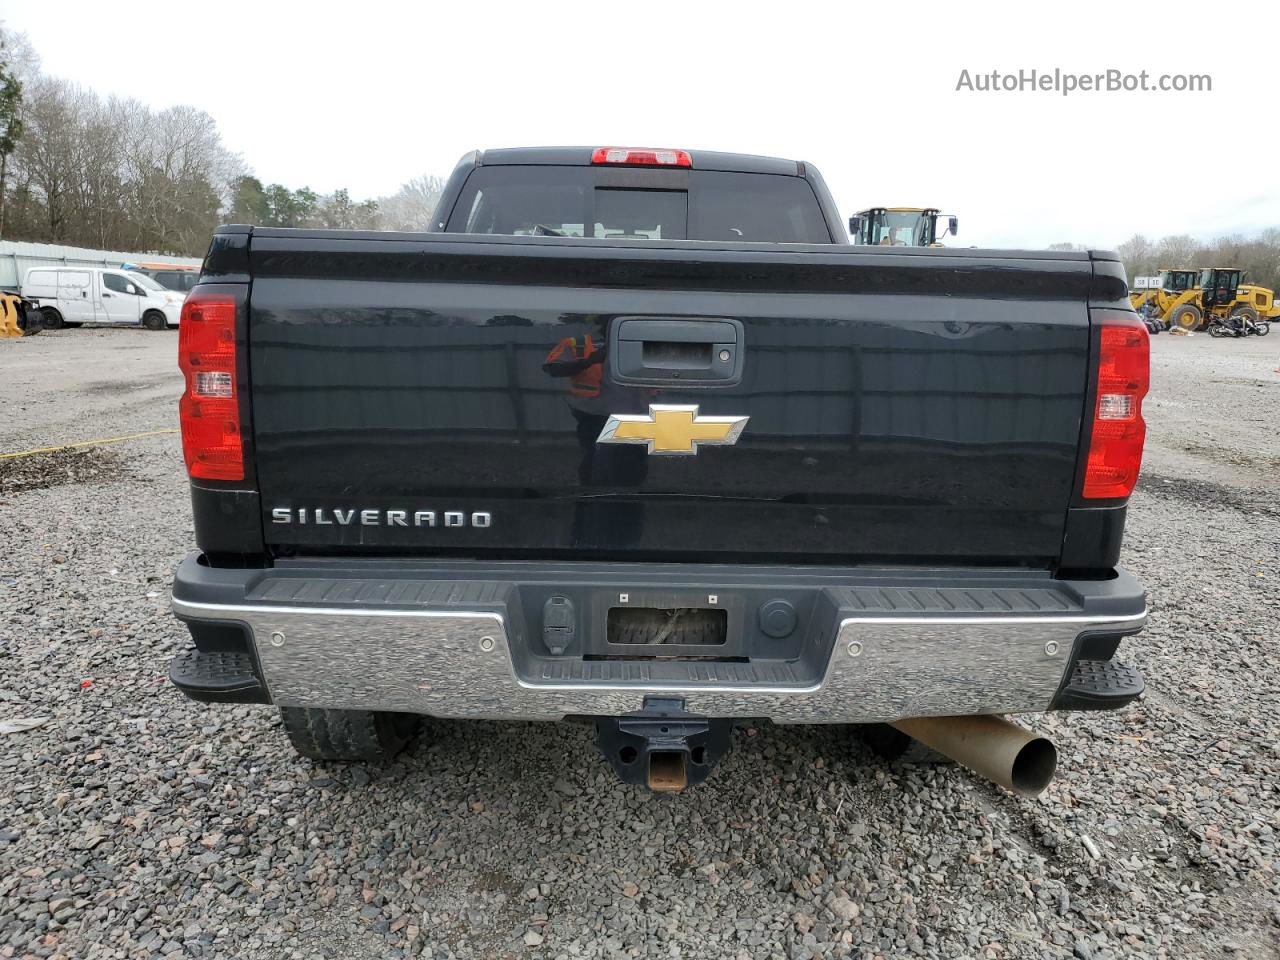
[[1, 327, 1278, 960]]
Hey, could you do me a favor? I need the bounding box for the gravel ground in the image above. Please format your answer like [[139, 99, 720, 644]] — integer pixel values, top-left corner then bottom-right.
[[1, 327, 1278, 960]]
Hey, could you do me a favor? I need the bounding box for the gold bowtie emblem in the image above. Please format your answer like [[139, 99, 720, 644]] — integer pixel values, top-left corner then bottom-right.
[[596, 404, 749, 455]]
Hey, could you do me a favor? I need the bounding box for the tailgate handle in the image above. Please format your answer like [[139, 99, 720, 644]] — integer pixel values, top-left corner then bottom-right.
[[610, 317, 744, 386]]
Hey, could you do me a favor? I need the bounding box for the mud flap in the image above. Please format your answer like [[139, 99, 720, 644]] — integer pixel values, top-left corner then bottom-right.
[[595, 697, 735, 792]]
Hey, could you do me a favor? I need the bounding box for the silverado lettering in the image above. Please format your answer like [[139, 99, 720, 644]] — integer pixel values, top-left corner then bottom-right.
[[270, 508, 493, 528]]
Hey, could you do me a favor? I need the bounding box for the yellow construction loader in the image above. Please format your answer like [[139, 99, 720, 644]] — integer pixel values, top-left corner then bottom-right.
[[849, 208, 958, 246], [0, 291, 40, 337], [1128, 268, 1197, 318], [1227, 277, 1280, 326], [1130, 268, 1280, 331], [1162, 268, 1280, 331]]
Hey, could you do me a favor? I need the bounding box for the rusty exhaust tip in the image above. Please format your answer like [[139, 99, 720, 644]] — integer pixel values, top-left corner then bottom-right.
[[891, 715, 1059, 797], [1010, 736, 1057, 796], [647, 751, 689, 792]]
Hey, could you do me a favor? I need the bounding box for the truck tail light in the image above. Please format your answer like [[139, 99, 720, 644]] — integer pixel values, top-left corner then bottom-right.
[[1082, 313, 1149, 499], [591, 146, 692, 167], [178, 292, 242, 481]]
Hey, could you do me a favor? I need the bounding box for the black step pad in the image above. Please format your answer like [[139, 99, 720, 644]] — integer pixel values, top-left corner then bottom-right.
[[1056, 658, 1145, 711], [169, 649, 269, 704]]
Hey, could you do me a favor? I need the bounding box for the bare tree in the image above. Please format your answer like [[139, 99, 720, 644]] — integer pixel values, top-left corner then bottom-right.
[[1116, 234, 1155, 278], [1154, 234, 1199, 268], [377, 174, 445, 231], [124, 105, 239, 251], [3, 30, 446, 253], [13, 77, 82, 240], [4, 76, 239, 253], [317, 188, 379, 230], [0, 25, 39, 85], [1114, 230, 1280, 293], [72, 94, 132, 248]]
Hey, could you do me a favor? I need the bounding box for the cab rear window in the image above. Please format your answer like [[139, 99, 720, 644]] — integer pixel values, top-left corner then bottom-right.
[[448, 167, 831, 243]]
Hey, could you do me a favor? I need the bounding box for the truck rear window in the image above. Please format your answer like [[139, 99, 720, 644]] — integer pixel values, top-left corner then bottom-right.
[[447, 167, 831, 243]]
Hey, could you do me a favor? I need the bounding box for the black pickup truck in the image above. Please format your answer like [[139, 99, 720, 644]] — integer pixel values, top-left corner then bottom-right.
[[170, 146, 1149, 794]]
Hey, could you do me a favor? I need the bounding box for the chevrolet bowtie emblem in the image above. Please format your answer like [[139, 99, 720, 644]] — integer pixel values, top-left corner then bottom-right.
[[596, 404, 749, 456]]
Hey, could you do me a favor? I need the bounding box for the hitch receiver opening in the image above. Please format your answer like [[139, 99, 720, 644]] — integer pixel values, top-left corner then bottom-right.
[[595, 697, 734, 792], [647, 751, 689, 792]]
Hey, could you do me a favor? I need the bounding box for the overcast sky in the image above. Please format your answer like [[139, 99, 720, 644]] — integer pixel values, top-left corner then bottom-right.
[[4, 0, 1276, 248]]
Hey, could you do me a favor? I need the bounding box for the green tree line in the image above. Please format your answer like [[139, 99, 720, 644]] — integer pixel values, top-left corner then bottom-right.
[[0, 27, 443, 257]]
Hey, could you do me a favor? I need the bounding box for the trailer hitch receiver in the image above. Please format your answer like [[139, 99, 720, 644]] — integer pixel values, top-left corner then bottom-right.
[[595, 697, 734, 792]]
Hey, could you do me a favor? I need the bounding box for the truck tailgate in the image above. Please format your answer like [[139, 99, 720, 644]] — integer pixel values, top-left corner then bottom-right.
[[246, 234, 1096, 565]]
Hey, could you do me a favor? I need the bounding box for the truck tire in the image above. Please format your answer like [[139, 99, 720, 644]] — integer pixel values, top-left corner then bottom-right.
[[142, 310, 167, 331], [41, 307, 64, 330], [278, 707, 420, 762], [1167, 303, 1202, 332], [859, 723, 952, 765]]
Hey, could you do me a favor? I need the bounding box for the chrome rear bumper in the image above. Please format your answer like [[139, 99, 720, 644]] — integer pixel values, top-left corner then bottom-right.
[[172, 593, 1145, 723], [172, 555, 1152, 721]]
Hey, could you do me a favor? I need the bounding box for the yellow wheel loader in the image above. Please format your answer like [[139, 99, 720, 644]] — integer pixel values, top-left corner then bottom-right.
[[1163, 268, 1280, 331], [1158, 268, 1238, 331], [1228, 280, 1280, 327], [1199, 269, 1280, 329], [1135, 268, 1280, 331], [0, 291, 41, 337], [849, 207, 958, 246], [1128, 269, 1197, 322]]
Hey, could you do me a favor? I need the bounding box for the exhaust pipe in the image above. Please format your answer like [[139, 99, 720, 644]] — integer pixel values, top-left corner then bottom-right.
[[891, 715, 1057, 797]]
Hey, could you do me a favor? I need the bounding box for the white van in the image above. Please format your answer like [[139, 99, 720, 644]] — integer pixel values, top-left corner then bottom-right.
[[21, 267, 185, 330]]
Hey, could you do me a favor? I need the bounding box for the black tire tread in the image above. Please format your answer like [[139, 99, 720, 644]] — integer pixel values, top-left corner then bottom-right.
[[279, 706, 418, 762], [1168, 303, 1202, 331]]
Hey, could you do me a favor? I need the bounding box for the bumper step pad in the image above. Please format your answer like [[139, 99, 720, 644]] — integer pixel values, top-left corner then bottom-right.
[[169, 649, 269, 704], [1056, 658, 1145, 711]]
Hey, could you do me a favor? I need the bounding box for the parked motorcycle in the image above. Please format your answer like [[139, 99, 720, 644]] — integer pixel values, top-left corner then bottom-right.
[[1208, 312, 1271, 338]]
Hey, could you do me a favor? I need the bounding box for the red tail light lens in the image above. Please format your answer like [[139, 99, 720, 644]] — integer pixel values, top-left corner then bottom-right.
[[1083, 313, 1149, 499], [178, 292, 242, 481], [591, 146, 692, 167]]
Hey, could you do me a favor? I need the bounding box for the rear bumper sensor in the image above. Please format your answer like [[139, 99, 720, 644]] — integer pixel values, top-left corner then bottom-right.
[[169, 553, 1147, 721]]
